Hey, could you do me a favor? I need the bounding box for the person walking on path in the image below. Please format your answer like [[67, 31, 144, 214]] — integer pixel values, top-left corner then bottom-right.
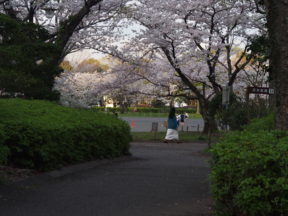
[[177, 112, 189, 131], [164, 107, 180, 143]]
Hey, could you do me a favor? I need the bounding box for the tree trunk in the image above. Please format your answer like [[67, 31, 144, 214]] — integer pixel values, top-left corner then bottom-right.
[[266, 1, 288, 130], [53, 0, 103, 64], [196, 100, 200, 114], [27, 8, 35, 23], [202, 116, 218, 134], [199, 100, 218, 134]]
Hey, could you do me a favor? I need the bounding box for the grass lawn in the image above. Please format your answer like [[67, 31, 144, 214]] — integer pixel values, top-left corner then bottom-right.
[[131, 131, 208, 142]]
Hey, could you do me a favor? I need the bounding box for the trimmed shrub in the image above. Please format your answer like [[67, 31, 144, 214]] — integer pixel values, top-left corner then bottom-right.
[[210, 116, 288, 216], [92, 107, 120, 113], [242, 113, 275, 132], [0, 99, 131, 170]]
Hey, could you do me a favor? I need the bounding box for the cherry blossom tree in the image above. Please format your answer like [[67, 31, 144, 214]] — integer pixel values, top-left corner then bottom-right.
[[54, 58, 112, 107], [92, 0, 265, 132], [1, 0, 269, 132], [54, 55, 168, 108], [0, 0, 130, 63], [54, 70, 105, 107], [0, 0, 133, 100]]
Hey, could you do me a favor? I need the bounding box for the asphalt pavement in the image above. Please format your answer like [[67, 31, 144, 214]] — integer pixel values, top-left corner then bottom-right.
[[121, 117, 204, 132], [0, 142, 212, 216]]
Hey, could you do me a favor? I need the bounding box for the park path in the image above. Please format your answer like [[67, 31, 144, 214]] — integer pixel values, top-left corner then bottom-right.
[[0, 142, 212, 216]]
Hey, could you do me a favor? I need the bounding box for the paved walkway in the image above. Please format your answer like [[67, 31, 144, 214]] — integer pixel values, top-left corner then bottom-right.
[[0, 142, 212, 216]]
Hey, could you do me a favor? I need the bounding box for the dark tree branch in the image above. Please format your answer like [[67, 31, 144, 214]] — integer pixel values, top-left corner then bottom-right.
[[53, 0, 104, 64], [161, 46, 205, 102], [254, 0, 266, 14], [229, 46, 253, 86]]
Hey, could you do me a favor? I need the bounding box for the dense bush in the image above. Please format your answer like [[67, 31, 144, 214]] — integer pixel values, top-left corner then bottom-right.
[[221, 101, 271, 131], [0, 14, 61, 100], [210, 115, 288, 216], [210, 93, 271, 130], [151, 99, 166, 108], [93, 106, 196, 114], [0, 99, 131, 170]]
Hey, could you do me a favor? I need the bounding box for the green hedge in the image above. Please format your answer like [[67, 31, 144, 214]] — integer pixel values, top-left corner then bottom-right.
[[210, 115, 288, 215], [93, 106, 196, 114], [242, 113, 275, 132], [0, 124, 9, 165], [93, 107, 120, 113], [0, 99, 131, 170]]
